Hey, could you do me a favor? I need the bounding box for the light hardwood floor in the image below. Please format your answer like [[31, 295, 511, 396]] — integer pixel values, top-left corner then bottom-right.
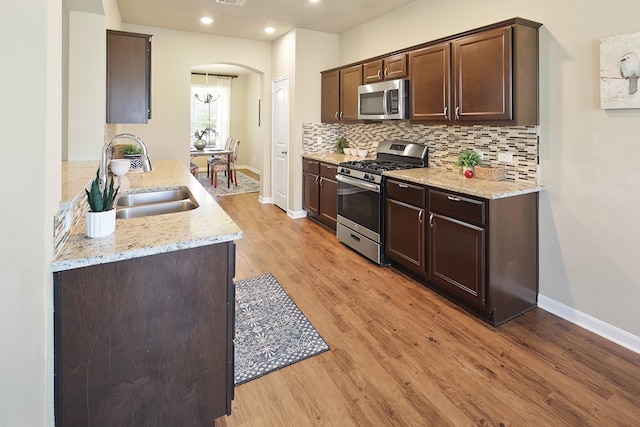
[[214, 190, 640, 427]]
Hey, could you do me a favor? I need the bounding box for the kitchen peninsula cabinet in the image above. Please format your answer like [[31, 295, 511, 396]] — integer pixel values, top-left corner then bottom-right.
[[107, 29, 152, 124], [303, 158, 338, 230], [363, 53, 408, 83], [321, 64, 362, 123], [385, 179, 427, 275], [54, 243, 235, 425]]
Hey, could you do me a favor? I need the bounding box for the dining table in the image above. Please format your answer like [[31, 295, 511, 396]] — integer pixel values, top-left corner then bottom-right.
[[190, 147, 233, 188]]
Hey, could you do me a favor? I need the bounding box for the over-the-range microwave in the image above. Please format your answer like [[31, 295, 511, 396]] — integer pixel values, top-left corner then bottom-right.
[[357, 79, 409, 120]]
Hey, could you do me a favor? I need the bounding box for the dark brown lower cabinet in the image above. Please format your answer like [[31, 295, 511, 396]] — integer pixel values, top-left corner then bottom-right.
[[318, 164, 338, 230], [53, 242, 235, 426], [428, 212, 485, 307], [427, 188, 538, 326], [303, 158, 338, 231], [385, 180, 538, 326], [385, 179, 427, 276]]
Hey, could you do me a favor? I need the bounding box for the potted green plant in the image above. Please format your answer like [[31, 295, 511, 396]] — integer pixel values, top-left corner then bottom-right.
[[121, 144, 143, 170], [85, 168, 119, 238], [456, 149, 481, 178], [335, 137, 349, 154]]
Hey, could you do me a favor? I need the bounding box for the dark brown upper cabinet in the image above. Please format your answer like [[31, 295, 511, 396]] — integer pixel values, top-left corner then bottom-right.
[[325, 17, 541, 126], [409, 19, 540, 125], [363, 53, 408, 83], [321, 64, 362, 123], [409, 43, 451, 121], [106, 30, 152, 124]]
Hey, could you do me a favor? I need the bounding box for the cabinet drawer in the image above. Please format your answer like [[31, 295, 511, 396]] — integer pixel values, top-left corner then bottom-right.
[[429, 189, 485, 226], [320, 163, 339, 180], [303, 158, 320, 174], [386, 179, 426, 208]]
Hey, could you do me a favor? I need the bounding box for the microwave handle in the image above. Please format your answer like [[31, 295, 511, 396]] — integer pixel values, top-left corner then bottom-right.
[[383, 89, 388, 115]]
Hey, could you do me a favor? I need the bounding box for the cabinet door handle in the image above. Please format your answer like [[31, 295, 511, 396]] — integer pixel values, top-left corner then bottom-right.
[[377, 70, 382, 80], [334, 112, 338, 119], [398, 184, 409, 188], [384, 69, 388, 78], [455, 106, 460, 120], [444, 106, 450, 121], [419, 210, 423, 223], [429, 213, 434, 228], [447, 196, 461, 202], [319, 177, 324, 186], [315, 175, 320, 185], [340, 112, 343, 120]]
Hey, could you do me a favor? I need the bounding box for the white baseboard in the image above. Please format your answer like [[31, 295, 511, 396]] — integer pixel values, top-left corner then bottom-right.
[[258, 195, 273, 204], [288, 209, 307, 219], [237, 164, 260, 175], [538, 294, 640, 354]]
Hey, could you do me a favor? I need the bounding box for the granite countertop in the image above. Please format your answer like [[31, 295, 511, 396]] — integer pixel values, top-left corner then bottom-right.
[[301, 152, 542, 199], [302, 152, 373, 164], [52, 160, 242, 272], [384, 168, 543, 199]]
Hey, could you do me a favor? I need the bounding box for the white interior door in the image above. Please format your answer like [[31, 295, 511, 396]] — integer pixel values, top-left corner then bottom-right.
[[272, 76, 289, 211]]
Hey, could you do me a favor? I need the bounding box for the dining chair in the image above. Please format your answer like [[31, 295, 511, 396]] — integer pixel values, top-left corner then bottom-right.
[[211, 140, 240, 188], [207, 137, 234, 178]]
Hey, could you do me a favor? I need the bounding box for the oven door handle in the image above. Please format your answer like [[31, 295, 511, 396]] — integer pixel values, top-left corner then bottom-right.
[[336, 174, 380, 193]]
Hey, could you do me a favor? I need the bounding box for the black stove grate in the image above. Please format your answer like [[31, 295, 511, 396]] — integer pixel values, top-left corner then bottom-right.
[[339, 159, 425, 175]]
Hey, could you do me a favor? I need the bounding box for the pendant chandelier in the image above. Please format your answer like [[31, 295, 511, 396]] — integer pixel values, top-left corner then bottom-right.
[[195, 71, 219, 104]]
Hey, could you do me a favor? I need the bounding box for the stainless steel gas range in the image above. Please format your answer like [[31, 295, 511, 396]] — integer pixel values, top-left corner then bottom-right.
[[335, 140, 428, 265]]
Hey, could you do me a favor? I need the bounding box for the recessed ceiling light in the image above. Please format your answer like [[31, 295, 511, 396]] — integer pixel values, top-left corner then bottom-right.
[[264, 27, 276, 34], [200, 17, 214, 25], [309, 0, 320, 3]]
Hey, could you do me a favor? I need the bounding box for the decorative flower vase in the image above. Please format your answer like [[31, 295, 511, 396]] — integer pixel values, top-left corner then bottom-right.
[[124, 154, 143, 171], [194, 139, 207, 150], [463, 167, 474, 178], [86, 209, 116, 238]]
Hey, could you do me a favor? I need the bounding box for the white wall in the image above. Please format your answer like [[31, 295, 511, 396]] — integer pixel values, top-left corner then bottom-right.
[[271, 29, 339, 213], [242, 72, 263, 173], [67, 10, 106, 160], [0, 0, 61, 424], [339, 0, 640, 341], [115, 24, 272, 188]]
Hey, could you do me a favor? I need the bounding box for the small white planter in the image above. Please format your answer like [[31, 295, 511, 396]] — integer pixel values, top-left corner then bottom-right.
[[86, 209, 116, 238]]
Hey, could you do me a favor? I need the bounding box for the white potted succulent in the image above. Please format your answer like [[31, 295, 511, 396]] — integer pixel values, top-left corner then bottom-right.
[[85, 168, 119, 238]]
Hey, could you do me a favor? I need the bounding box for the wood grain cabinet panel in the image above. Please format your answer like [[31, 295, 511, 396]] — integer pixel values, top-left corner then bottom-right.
[[409, 43, 451, 121], [54, 243, 235, 425], [303, 159, 338, 231], [364, 53, 408, 83], [321, 65, 362, 123], [106, 30, 152, 124]]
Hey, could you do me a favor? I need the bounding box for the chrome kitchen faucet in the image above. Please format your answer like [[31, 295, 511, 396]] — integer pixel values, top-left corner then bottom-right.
[[100, 133, 152, 191]]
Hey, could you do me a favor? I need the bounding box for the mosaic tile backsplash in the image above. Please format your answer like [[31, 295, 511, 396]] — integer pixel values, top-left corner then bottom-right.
[[302, 122, 539, 183]]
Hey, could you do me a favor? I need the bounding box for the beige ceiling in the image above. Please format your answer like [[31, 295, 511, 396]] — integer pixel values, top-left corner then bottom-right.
[[116, 0, 415, 42]]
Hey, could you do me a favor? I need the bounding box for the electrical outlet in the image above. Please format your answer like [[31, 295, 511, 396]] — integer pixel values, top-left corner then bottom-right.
[[477, 151, 485, 161], [498, 152, 514, 163]]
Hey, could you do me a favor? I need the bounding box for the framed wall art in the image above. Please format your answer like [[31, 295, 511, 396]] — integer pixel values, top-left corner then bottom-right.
[[600, 31, 640, 109]]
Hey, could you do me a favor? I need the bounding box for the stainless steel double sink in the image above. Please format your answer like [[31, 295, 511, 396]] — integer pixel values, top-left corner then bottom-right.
[[116, 186, 198, 219]]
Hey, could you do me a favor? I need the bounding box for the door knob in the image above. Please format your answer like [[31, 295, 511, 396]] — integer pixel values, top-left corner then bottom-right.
[[282, 151, 288, 155]]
